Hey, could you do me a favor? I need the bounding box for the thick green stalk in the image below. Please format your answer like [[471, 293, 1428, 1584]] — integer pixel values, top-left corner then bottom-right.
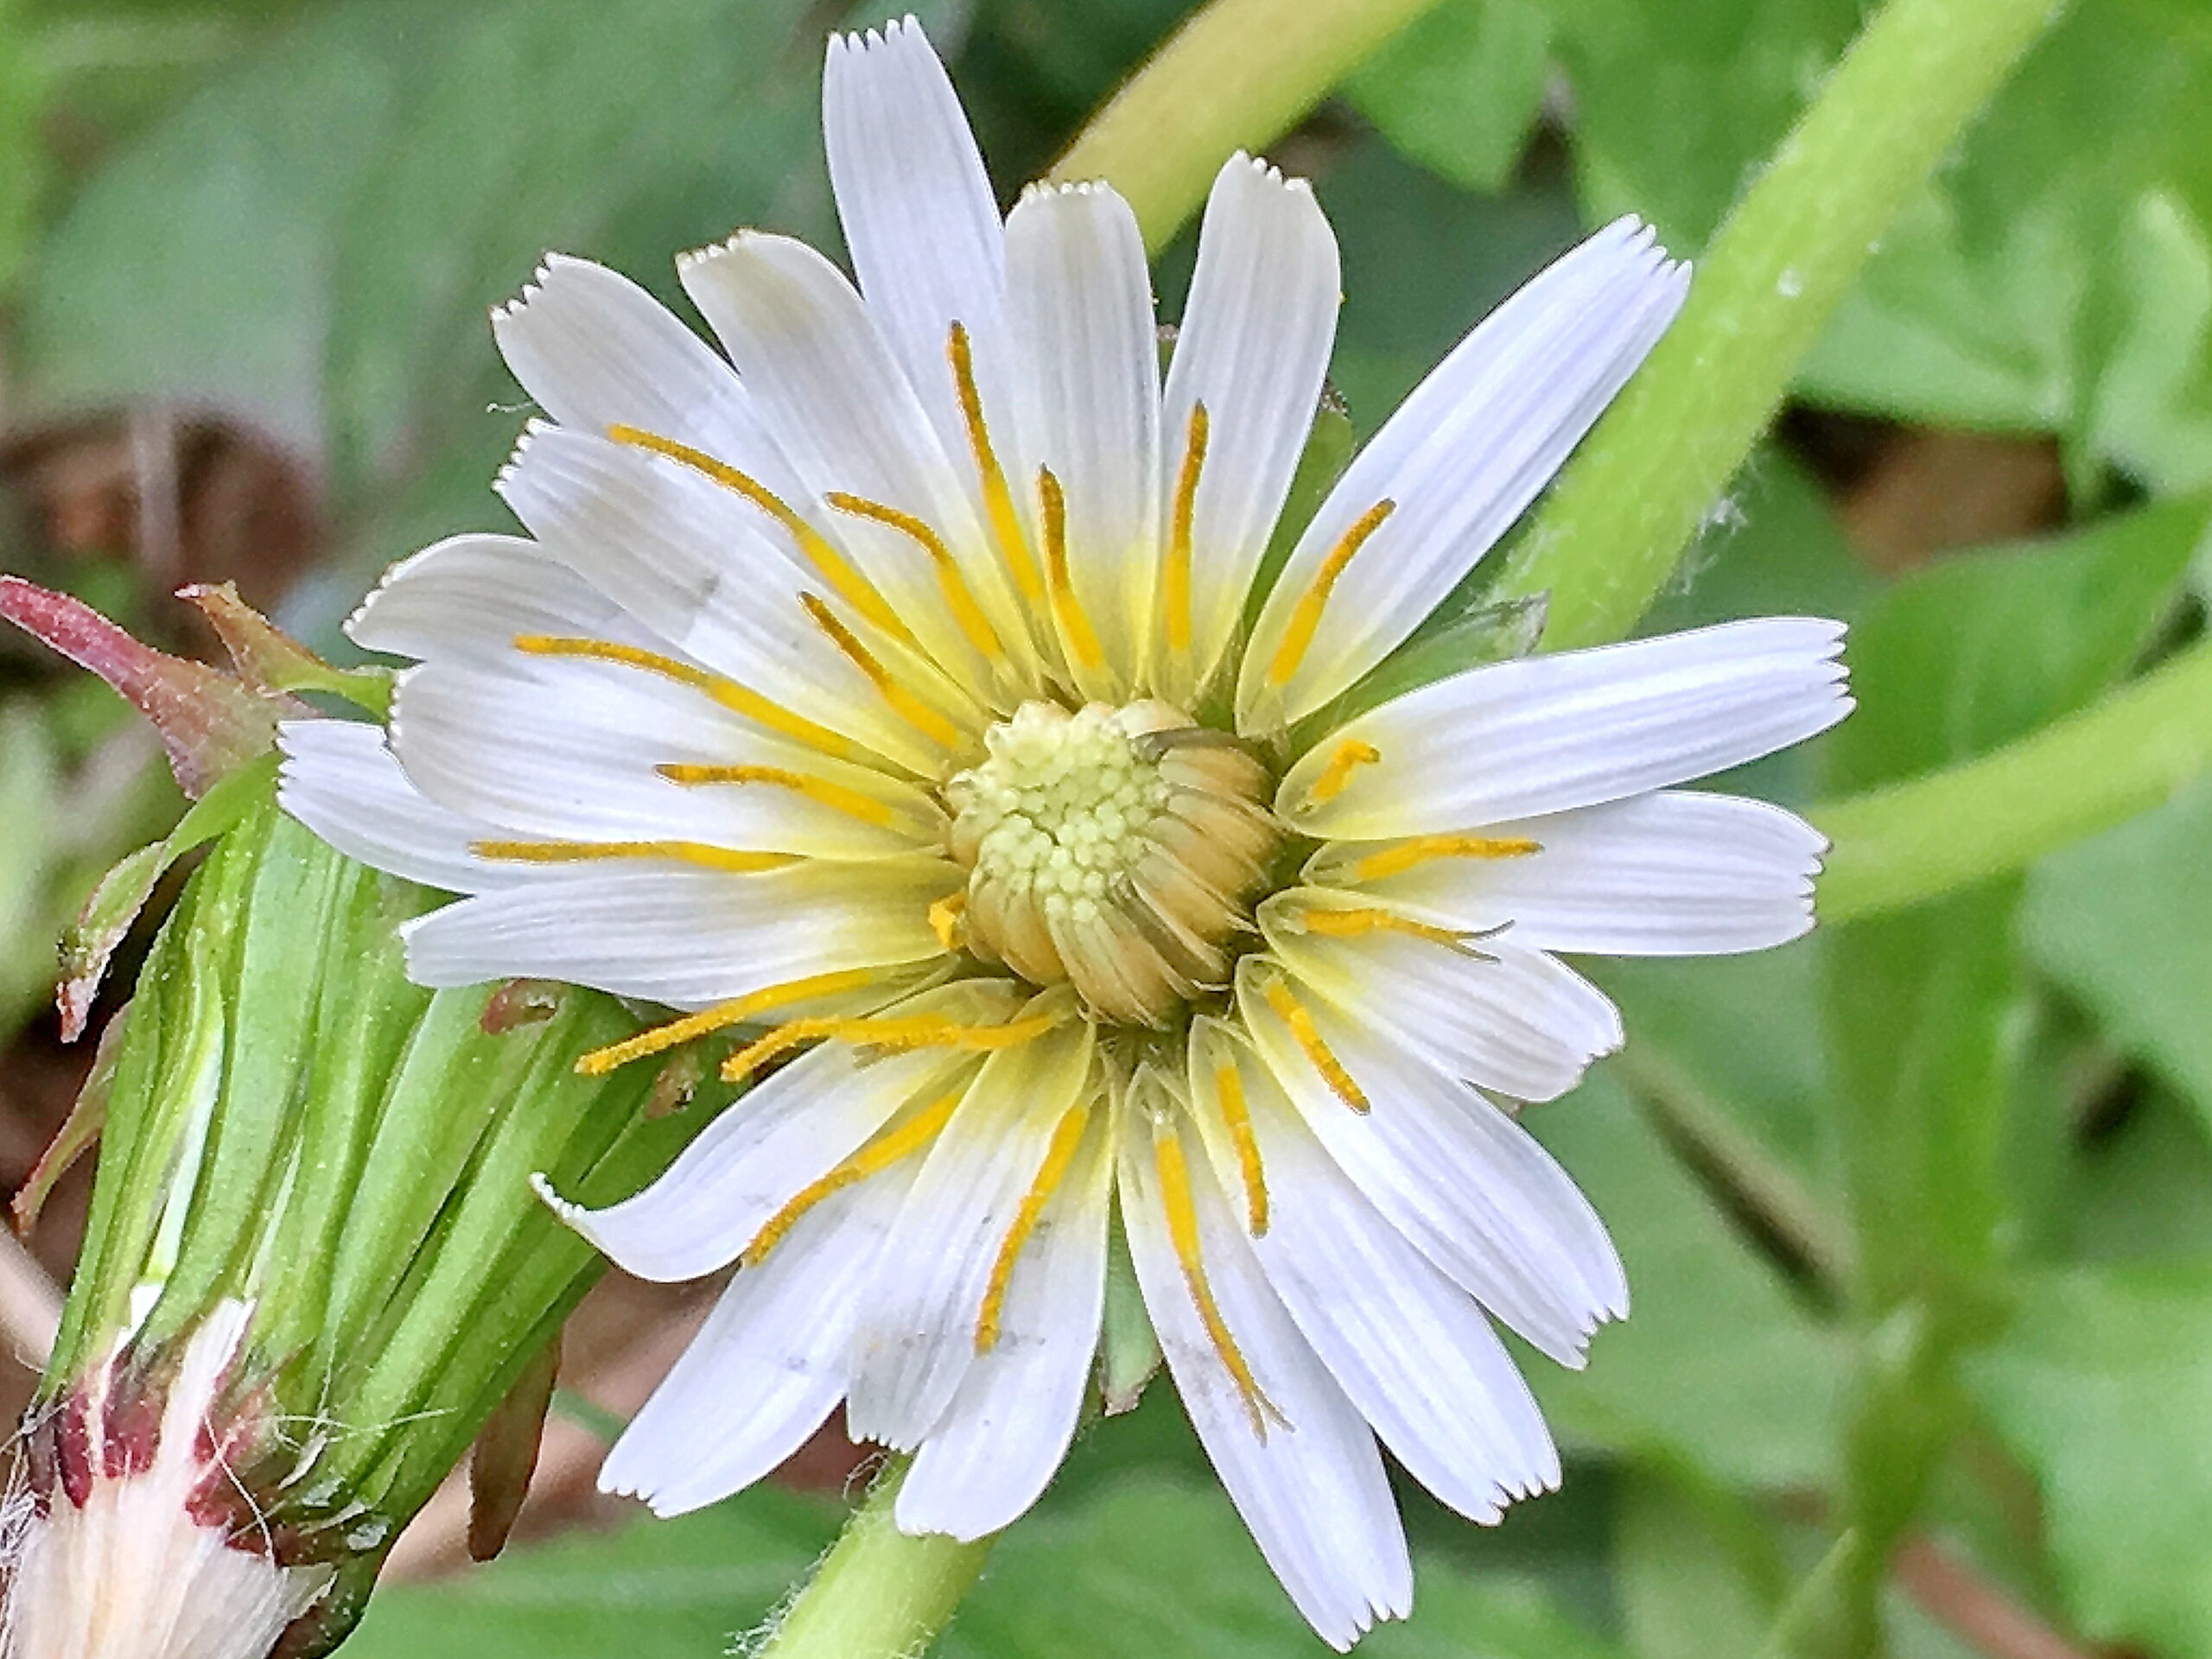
[[756, 1460, 995, 1659], [1814, 638, 2212, 923], [1051, 0, 1449, 251], [1496, 0, 2063, 649]]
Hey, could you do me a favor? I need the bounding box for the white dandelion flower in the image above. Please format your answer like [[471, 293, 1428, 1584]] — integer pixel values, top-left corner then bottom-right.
[[279, 16, 1850, 1646]]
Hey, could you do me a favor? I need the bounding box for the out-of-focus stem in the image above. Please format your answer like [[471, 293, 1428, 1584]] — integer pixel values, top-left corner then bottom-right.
[[1051, 0, 1450, 251], [1815, 637, 2212, 922], [1496, 0, 2064, 649]]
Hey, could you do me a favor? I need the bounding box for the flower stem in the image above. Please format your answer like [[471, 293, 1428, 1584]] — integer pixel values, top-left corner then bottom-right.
[[1813, 636, 2212, 922], [1051, 0, 1450, 251], [1495, 0, 2063, 651], [756, 1459, 995, 1659]]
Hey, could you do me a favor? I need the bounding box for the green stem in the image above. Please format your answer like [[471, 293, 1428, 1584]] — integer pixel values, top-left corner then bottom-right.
[[756, 1459, 995, 1659], [1496, 0, 2063, 650], [1814, 638, 2212, 923], [1051, 0, 1450, 251]]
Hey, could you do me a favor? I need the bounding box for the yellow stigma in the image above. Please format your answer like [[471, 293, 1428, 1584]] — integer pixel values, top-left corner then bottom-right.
[[944, 701, 1280, 1026], [1162, 402, 1209, 659], [603, 424, 914, 647], [1265, 499, 1395, 690]]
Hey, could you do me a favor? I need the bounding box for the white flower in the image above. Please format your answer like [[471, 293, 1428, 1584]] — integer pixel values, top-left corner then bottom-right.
[[278, 17, 1849, 1647]]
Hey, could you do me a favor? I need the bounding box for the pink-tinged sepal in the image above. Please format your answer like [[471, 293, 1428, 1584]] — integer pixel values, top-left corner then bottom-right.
[[179, 582, 392, 716], [0, 575, 301, 798]]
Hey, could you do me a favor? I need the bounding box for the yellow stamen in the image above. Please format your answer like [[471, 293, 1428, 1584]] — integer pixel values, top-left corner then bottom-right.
[[657, 762, 900, 830], [928, 890, 967, 951], [742, 1086, 966, 1266], [575, 965, 883, 1076], [472, 839, 795, 874], [1162, 403, 1209, 658], [799, 593, 966, 751], [1261, 978, 1367, 1113], [976, 1102, 1092, 1352], [1305, 739, 1380, 807], [1037, 467, 1106, 673], [723, 1007, 1062, 1084], [948, 323, 1046, 609], [825, 491, 1007, 666], [1154, 1126, 1280, 1436], [1213, 1059, 1268, 1236], [1264, 501, 1395, 689], [512, 634, 865, 763], [1292, 906, 1479, 954], [1342, 833, 1541, 884], [604, 423, 913, 646]]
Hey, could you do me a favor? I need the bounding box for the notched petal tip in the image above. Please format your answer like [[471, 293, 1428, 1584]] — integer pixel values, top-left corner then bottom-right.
[[527, 1170, 586, 1226], [674, 229, 753, 274], [490, 251, 596, 327], [828, 10, 928, 60]]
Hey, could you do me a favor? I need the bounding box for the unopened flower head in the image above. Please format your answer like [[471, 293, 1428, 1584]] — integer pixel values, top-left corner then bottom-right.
[[0, 715, 705, 1659], [4, 1303, 330, 1659], [280, 16, 1851, 1646]]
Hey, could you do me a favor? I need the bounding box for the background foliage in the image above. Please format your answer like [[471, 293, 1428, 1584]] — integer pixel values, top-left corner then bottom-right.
[[2, 0, 2209, 1656]]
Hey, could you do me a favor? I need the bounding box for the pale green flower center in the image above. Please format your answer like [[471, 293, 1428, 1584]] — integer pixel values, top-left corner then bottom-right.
[[950, 702, 1174, 925], [944, 699, 1281, 1026]]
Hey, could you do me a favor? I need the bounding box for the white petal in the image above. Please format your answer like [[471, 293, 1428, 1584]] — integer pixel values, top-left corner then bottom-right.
[[1156, 156, 1339, 703], [277, 719, 511, 893], [1003, 182, 1161, 696], [1237, 959, 1624, 1364], [896, 1120, 1110, 1541], [1281, 617, 1852, 839], [597, 1168, 912, 1516], [1239, 218, 1689, 730], [1321, 790, 1827, 956], [495, 422, 951, 776], [677, 232, 1013, 686], [1120, 1116, 1411, 1649], [823, 18, 1013, 480], [1186, 1026, 1559, 1520], [400, 858, 950, 1007], [346, 533, 658, 666], [1262, 895, 1623, 1103], [540, 986, 1021, 1282], [845, 1014, 1097, 1450], [491, 253, 809, 507], [390, 652, 933, 859]]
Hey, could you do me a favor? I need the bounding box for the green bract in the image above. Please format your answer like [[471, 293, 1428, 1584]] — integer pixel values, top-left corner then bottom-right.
[[34, 781, 725, 1655]]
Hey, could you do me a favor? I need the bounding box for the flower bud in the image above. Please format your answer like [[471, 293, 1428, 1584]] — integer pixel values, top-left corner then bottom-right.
[[4, 784, 718, 1659]]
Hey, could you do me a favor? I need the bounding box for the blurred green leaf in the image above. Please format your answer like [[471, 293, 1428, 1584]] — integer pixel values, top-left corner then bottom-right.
[[1528, 1076, 1846, 1491], [1597, 944, 1849, 1284], [346, 1483, 834, 1655], [2026, 775, 2212, 1135], [16, 0, 967, 619], [1796, 0, 2212, 493], [1967, 1264, 2212, 1657], [0, 0, 44, 297], [2065, 1085, 2212, 1264], [1317, 133, 1583, 431], [1828, 495, 2207, 791], [348, 1472, 1625, 1659], [1821, 498, 2200, 1306], [0, 702, 61, 1015], [1827, 884, 2020, 1312], [1612, 1472, 1783, 1659], [1344, 0, 1553, 195], [1550, 0, 1857, 248]]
